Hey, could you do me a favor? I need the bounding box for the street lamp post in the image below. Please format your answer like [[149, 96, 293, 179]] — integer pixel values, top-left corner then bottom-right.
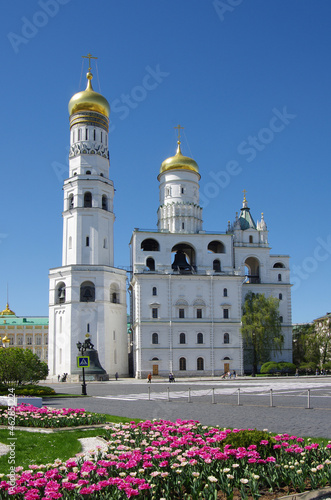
[[76, 337, 94, 396]]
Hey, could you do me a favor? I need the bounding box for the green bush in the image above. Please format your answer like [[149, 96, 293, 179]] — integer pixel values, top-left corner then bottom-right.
[[260, 362, 278, 374], [0, 384, 55, 396], [299, 361, 316, 374], [221, 429, 276, 457], [261, 361, 296, 374]]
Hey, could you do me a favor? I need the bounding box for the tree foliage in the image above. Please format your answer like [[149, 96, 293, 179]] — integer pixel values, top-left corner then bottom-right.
[[0, 347, 49, 386], [292, 323, 319, 370], [260, 361, 296, 374], [241, 292, 283, 374]]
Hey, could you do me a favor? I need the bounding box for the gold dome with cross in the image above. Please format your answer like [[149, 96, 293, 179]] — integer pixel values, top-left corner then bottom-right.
[[159, 125, 200, 177], [68, 53, 110, 118]]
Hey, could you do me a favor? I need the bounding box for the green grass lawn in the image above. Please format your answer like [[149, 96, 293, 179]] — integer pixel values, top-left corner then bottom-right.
[[0, 414, 141, 474]]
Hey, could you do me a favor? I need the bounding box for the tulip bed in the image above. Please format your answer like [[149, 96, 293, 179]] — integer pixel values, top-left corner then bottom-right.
[[0, 415, 331, 499], [0, 404, 108, 428]]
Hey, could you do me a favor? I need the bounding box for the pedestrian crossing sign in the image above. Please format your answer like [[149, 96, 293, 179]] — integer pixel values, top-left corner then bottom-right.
[[77, 356, 90, 368]]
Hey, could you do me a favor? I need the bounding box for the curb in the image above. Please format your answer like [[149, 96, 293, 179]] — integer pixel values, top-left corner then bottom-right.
[[279, 487, 331, 499]]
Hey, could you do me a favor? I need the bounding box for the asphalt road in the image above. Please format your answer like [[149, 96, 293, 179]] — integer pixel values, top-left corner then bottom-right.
[[43, 376, 331, 439]]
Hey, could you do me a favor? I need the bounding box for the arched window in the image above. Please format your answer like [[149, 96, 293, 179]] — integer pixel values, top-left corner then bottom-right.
[[110, 284, 120, 304], [278, 274, 282, 282], [244, 256, 260, 284], [279, 293, 283, 300], [213, 259, 221, 272], [56, 282, 66, 304], [152, 287, 157, 296], [179, 357, 186, 371], [280, 316, 283, 323], [171, 243, 195, 273], [273, 262, 285, 268], [179, 332, 186, 344], [68, 194, 74, 209], [86, 170, 91, 175], [80, 281, 95, 302], [146, 257, 155, 271], [223, 288, 228, 297], [208, 240, 225, 253], [85, 128, 88, 140], [249, 235, 253, 243], [86, 236, 89, 247], [141, 238, 160, 251], [224, 332, 230, 344], [84, 192, 92, 208], [102, 195, 108, 210], [152, 332, 159, 344], [197, 357, 204, 370], [197, 332, 203, 344]]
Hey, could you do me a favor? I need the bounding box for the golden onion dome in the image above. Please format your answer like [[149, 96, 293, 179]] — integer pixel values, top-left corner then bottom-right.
[[159, 142, 200, 176], [68, 72, 110, 118], [0, 303, 15, 316]]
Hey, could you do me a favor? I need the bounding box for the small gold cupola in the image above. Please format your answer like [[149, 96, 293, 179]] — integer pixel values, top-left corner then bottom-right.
[[159, 125, 200, 178], [0, 303, 15, 316]]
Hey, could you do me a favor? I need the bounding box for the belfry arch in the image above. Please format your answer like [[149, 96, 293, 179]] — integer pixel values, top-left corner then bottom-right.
[[244, 256, 260, 284], [171, 243, 196, 273]]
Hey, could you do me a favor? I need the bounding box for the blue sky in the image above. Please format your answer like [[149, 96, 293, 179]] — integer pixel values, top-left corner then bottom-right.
[[1, 0, 330, 323]]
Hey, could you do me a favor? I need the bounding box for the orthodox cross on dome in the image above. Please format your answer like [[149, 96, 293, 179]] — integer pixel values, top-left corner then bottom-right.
[[82, 53, 98, 71], [242, 189, 247, 202], [174, 124, 184, 144]]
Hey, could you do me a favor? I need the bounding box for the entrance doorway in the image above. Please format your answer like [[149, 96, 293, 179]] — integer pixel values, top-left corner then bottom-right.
[[224, 363, 230, 374], [152, 364, 159, 376]]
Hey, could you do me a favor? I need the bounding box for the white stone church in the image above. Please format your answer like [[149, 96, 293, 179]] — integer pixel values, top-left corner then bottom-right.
[[48, 62, 292, 380]]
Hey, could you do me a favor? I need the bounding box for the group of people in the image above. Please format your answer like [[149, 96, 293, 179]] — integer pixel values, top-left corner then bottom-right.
[[57, 373, 68, 382], [221, 370, 236, 379]]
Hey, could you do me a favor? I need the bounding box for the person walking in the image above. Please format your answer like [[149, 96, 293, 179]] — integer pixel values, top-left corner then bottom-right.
[[147, 372, 152, 383], [115, 372, 119, 381]]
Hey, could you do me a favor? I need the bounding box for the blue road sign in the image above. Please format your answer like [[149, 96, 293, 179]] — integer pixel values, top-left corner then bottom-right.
[[77, 356, 90, 368]]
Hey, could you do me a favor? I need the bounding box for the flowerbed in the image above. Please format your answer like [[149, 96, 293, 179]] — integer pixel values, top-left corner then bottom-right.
[[0, 404, 108, 428], [0, 417, 330, 499]]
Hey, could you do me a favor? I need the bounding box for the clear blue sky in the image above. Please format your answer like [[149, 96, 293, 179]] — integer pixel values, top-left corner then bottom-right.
[[1, 0, 330, 323]]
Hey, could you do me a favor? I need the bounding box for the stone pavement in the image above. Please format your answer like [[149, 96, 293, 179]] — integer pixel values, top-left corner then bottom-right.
[[43, 376, 331, 438]]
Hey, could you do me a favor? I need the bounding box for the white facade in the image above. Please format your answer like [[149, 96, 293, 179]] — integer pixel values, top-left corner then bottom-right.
[[130, 142, 292, 378], [48, 70, 128, 380]]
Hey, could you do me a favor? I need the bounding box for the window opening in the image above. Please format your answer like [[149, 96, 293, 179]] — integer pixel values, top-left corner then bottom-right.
[[152, 332, 158, 344], [152, 308, 158, 319]]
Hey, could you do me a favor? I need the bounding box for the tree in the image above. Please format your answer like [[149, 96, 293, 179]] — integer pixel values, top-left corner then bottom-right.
[[313, 314, 331, 368], [292, 323, 319, 370], [0, 347, 49, 386], [241, 292, 283, 375]]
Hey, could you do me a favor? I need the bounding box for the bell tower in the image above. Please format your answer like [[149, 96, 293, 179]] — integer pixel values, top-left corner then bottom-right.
[[157, 125, 202, 233], [48, 55, 128, 381]]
